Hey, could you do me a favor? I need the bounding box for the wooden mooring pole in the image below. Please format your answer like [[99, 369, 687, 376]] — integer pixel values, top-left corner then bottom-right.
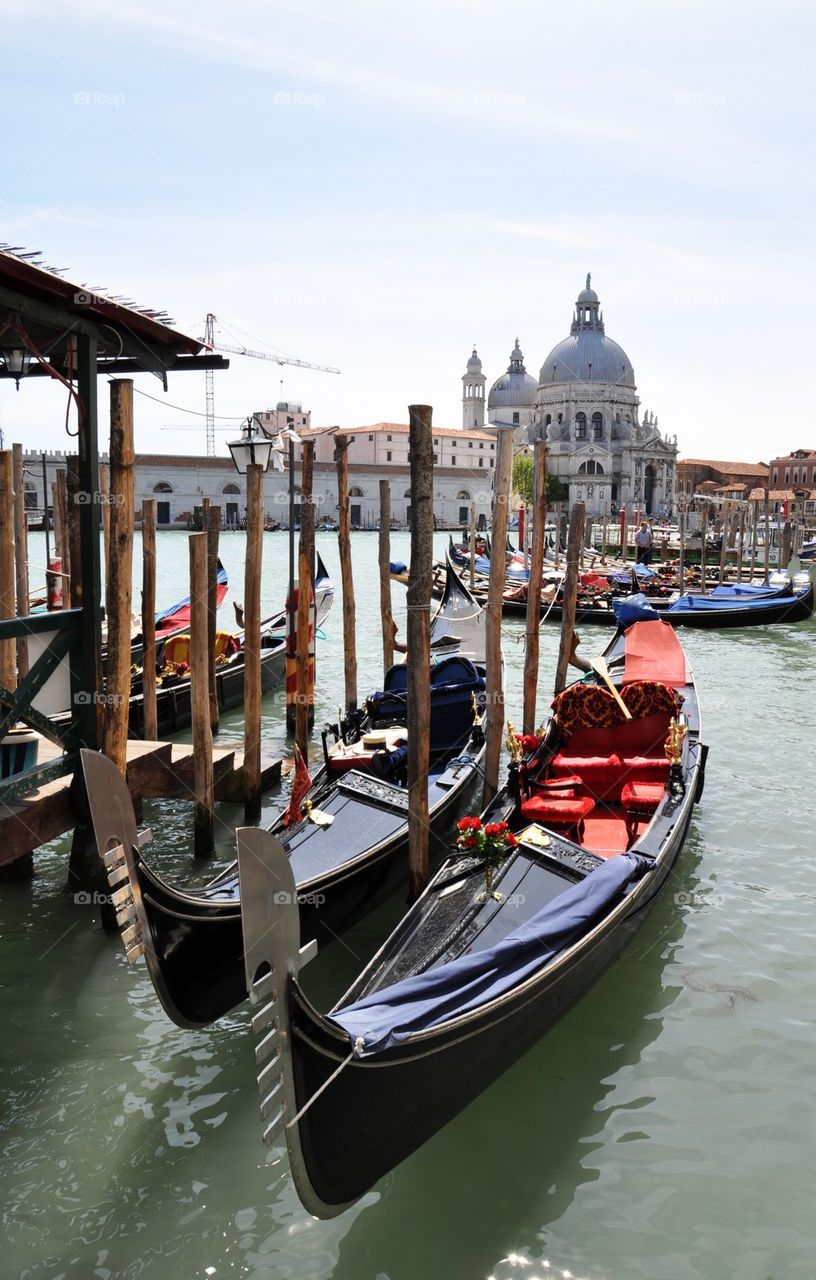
[[736, 507, 746, 583], [335, 433, 357, 711], [204, 501, 221, 735], [0, 451, 16, 691], [378, 478, 394, 677], [522, 440, 547, 736], [483, 425, 513, 806], [469, 501, 477, 588], [12, 444, 29, 680], [141, 498, 158, 743], [190, 532, 215, 853], [749, 498, 759, 581], [406, 405, 434, 902], [243, 463, 263, 823], [554, 502, 586, 695], [53, 469, 69, 592], [295, 440, 315, 762], [781, 520, 792, 571], [678, 509, 686, 594], [101, 381, 134, 772], [763, 491, 771, 581], [66, 455, 83, 608]]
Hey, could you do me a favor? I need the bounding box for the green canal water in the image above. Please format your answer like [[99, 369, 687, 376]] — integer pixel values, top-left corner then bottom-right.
[[1, 532, 815, 1280]]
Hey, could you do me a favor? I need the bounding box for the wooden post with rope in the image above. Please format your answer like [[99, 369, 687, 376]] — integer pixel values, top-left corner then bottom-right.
[[295, 440, 315, 762], [0, 452, 16, 692], [335, 434, 357, 711], [244, 463, 263, 823], [101, 381, 135, 773], [378, 478, 394, 677], [189, 531, 214, 854], [523, 440, 547, 736], [483, 425, 513, 806], [554, 502, 586, 696], [141, 498, 158, 743], [12, 444, 29, 680], [406, 404, 434, 902]]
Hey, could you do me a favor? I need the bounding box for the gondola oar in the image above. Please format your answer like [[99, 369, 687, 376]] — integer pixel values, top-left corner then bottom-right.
[[590, 653, 632, 719]]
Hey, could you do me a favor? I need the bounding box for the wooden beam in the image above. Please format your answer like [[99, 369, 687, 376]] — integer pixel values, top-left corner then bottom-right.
[[483, 426, 513, 805], [189, 531, 214, 853], [101, 380, 135, 772], [12, 444, 29, 680], [0, 452, 17, 691], [74, 331, 102, 749], [522, 440, 547, 735], [554, 502, 586, 695], [335, 433, 357, 710], [296, 441, 315, 762], [141, 498, 158, 743], [66, 455, 82, 607], [204, 501, 221, 734], [407, 405, 434, 902], [378, 478, 394, 676]]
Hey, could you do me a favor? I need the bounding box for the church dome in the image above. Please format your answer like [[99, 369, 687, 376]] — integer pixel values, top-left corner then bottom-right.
[[539, 276, 635, 388], [466, 347, 482, 373], [488, 338, 537, 411]]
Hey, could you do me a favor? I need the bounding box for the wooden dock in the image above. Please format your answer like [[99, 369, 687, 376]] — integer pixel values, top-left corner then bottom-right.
[[0, 737, 282, 870]]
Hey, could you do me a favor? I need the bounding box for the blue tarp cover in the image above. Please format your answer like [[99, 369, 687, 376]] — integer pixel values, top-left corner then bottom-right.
[[613, 593, 660, 625], [708, 583, 777, 599], [332, 853, 648, 1056], [668, 591, 799, 612]]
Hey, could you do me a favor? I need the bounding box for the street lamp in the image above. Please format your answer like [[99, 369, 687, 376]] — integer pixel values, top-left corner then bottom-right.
[[0, 346, 33, 390], [227, 415, 275, 475]]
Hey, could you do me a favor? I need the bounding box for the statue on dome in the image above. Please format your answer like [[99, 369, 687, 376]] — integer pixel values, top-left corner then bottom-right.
[[586, 272, 591, 290]]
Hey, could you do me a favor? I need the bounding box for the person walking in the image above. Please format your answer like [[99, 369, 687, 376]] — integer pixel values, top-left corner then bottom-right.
[[635, 520, 653, 565]]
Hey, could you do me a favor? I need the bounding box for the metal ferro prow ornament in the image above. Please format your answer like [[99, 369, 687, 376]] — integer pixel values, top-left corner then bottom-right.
[[505, 720, 523, 764], [664, 716, 687, 766]]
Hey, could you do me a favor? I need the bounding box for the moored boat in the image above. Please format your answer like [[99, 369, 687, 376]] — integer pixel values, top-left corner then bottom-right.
[[82, 561, 491, 1030], [236, 617, 707, 1217]]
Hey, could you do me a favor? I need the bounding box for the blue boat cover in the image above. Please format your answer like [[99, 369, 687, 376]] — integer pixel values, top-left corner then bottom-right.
[[612, 593, 660, 625], [708, 583, 776, 599], [390, 561, 407, 574], [332, 853, 649, 1056], [667, 591, 800, 612]]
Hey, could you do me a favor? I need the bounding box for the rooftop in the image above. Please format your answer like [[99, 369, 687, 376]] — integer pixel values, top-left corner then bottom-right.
[[305, 422, 496, 441], [678, 459, 769, 476]]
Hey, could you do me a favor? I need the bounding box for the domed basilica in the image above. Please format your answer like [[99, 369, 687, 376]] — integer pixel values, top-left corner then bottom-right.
[[461, 277, 679, 517]]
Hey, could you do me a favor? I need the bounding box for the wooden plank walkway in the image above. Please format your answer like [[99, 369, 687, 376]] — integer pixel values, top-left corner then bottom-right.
[[0, 737, 282, 869]]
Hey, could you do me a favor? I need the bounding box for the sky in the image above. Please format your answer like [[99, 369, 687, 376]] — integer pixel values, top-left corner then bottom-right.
[[1, 0, 814, 462]]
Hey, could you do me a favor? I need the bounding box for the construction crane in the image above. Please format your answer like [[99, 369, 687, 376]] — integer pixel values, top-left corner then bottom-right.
[[164, 312, 341, 455]]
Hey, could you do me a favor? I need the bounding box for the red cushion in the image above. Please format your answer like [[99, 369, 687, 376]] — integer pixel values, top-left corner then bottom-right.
[[520, 795, 596, 825], [551, 753, 623, 802], [621, 781, 665, 810]]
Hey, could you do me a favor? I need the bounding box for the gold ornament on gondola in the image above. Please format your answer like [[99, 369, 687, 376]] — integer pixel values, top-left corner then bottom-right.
[[664, 717, 687, 766], [505, 720, 523, 763], [471, 690, 483, 726]]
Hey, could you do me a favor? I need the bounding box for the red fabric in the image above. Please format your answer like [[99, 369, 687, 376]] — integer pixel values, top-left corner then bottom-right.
[[621, 781, 665, 810], [551, 753, 623, 801], [580, 572, 610, 590], [622, 756, 670, 776], [520, 795, 595, 825], [623, 620, 687, 688], [283, 746, 312, 825], [566, 712, 673, 759], [581, 810, 630, 858]]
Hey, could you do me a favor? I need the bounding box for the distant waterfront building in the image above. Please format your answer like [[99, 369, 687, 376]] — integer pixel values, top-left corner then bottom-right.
[[763, 447, 816, 518], [468, 276, 680, 516], [487, 339, 537, 435], [461, 348, 486, 430], [676, 458, 769, 506]]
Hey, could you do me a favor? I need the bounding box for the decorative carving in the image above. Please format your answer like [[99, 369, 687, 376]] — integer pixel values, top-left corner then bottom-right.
[[337, 771, 410, 812]]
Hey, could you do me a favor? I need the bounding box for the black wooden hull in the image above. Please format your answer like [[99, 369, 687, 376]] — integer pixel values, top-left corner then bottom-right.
[[118, 747, 484, 1028], [244, 622, 707, 1216]]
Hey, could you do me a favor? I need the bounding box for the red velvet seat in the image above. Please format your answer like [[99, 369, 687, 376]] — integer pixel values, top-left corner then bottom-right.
[[621, 780, 665, 844], [520, 794, 595, 842], [550, 753, 623, 802]]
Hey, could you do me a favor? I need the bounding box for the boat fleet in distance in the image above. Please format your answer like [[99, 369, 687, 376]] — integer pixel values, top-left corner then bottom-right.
[[80, 556, 726, 1218], [437, 534, 814, 629]]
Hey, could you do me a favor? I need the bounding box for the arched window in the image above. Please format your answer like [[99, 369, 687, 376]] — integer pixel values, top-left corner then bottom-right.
[[456, 489, 471, 500], [24, 482, 37, 511], [349, 486, 365, 498], [577, 460, 605, 476], [153, 482, 173, 493], [592, 412, 603, 441], [575, 412, 587, 441], [403, 489, 411, 499], [223, 483, 240, 495]]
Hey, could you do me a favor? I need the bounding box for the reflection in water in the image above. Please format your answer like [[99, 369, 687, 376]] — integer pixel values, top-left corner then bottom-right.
[[332, 841, 703, 1280]]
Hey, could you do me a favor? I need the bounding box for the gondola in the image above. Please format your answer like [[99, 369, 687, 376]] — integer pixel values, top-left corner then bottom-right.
[[614, 571, 814, 629], [236, 617, 707, 1217], [82, 560, 490, 1030]]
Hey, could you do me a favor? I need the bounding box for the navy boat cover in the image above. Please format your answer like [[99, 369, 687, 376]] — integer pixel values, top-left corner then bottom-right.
[[332, 852, 649, 1056]]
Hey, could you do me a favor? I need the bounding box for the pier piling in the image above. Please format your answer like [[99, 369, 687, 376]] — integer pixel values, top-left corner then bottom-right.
[[335, 433, 357, 711], [141, 498, 158, 742], [243, 463, 263, 823], [406, 404, 433, 901], [523, 440, 547, 736], [101, 379, 135, 773], [189, 531, 215, 854], [483, 424, 513, 805], [554, 502, 586, 696], [378, 478, 394, 676]]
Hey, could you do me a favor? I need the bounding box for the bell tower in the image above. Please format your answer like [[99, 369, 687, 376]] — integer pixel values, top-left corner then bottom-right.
[[461, 346, 485, 429]]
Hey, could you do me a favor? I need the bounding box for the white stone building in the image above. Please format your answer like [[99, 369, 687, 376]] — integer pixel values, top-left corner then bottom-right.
[[467, 277, 679, 516]]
